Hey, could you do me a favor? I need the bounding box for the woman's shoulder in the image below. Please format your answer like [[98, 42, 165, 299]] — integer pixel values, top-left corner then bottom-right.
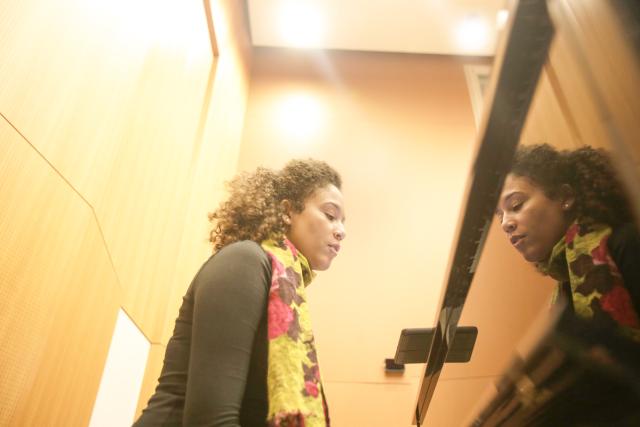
[[198, 240, 272, 282], [185, 241, 273, 297], [200, 240, 271, 274], [215, 240, 269, 260]]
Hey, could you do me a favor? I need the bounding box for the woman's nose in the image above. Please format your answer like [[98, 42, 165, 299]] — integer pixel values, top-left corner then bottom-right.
[[501, 216, 516, 234], [334, 223, 346, 241]]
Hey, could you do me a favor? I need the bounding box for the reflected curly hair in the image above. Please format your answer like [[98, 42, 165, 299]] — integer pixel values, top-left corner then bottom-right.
[[208, 159, 342, 252], [510, 144, 633, 227]]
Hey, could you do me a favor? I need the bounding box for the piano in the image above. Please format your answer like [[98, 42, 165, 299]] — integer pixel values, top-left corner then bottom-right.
[[406, 1, 640, 425]]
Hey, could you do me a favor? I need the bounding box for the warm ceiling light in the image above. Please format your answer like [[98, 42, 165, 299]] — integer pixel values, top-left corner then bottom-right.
[[456, 15, 489, 53], [278, 2, 325, 48], [496, 9, 509, 30], [276, 93, 324, 138]]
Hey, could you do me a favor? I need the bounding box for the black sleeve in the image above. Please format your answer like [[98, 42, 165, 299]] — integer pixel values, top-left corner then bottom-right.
[[183, 241, 271, 426], [608, 223, 640, 315]]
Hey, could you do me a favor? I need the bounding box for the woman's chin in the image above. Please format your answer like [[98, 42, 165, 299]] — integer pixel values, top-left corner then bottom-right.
[[310, 258, 332, 272], [523, 250, 547, 263]]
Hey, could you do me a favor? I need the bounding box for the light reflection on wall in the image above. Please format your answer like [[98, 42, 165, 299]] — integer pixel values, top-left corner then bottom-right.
[[275, 92, 325, 141], [455, 15, 490, 53], [79, 0, 210, 63]]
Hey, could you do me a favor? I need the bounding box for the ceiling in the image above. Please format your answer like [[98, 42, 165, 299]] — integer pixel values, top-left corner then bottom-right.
[[247, 0, 509, 56]]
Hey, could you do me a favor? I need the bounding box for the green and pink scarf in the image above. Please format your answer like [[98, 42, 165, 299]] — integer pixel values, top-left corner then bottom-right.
[[539, 222, 640, 342], [260, 238, 330, 427]]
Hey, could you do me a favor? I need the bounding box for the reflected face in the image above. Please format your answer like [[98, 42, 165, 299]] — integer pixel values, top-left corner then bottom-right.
[[496, 174, 572, 263], [286, 184, 346, 271]]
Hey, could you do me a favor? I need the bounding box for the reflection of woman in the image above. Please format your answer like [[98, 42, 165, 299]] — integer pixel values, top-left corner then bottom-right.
[[134, 159, 346, 426], [496, 144, 640, 341]]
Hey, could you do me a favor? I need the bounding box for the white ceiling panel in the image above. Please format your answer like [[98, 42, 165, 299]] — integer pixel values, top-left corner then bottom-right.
[[248, 0, 509, 56]]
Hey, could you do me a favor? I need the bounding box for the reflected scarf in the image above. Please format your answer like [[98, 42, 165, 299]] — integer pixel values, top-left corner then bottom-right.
[[538, 222, 640, 341], [260, 238, 330, 427]]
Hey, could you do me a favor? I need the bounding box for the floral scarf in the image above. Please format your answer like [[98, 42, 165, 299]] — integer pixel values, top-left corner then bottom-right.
[[538, 222, 640, 341], [260, 238, 330, 427]]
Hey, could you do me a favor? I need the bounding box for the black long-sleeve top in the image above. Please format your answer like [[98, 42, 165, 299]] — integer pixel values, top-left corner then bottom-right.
[[133, 241, 272, 426], [608, 223, 640, 315]]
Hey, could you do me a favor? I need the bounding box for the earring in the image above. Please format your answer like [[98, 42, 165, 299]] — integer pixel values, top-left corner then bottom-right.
[[283, 215, 291, 224], [563, 203, 569, 209]]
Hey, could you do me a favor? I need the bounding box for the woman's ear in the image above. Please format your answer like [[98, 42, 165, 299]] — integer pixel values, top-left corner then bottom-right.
[[281, 200, 292, 225], [559, 184, 576, 211]]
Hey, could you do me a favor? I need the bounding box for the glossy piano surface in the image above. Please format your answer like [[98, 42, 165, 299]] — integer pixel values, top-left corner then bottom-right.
[[411, 0, 640, 425]]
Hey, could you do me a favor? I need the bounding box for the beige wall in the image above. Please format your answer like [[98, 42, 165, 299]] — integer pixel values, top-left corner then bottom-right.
[[238, 48, 507, 426], [0, 0, 251, 425]]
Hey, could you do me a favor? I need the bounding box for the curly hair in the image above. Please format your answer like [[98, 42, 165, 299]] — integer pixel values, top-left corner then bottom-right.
[[510, 144, 633, 227], [208, 159, 342, 252]]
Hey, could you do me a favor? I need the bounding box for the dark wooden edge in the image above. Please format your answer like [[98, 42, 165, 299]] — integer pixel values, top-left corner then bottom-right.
[[546, 0, 640, 231], [413, 1, 555, 424]]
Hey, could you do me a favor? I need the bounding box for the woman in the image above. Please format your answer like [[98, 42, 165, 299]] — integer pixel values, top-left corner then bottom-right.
[[496, 144, 640, 341], [134, 159, 346, 426]]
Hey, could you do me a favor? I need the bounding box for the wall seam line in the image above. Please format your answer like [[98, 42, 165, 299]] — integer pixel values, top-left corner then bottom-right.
[[0, 110, 128, 313]]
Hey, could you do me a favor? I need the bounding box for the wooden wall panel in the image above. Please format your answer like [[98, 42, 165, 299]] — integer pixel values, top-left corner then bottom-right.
[[0, 0, 221, 342], [547, 0, 640, 220], [0, 0, 212, 203], [544, 32, 611, 150], [102, 0, 252, 344], [549, 0, 640, 153], [0, 0, 252, 423], [0, 0, 253, 343], [520, 1, 640, 153], [0, 117, 120, 426], [520, 62, 581, 149], [539, 0, 640, 156], [520, 0, 640, 217], [160, 0, 254, 343]]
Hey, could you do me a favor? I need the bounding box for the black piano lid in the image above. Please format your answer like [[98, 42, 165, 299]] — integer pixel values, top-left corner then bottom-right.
[[413, 1, 555, 424]]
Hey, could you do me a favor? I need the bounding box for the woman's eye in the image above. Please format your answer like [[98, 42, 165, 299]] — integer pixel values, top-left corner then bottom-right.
[[512, 202, 522, 212], [325, 213, 335, 221]]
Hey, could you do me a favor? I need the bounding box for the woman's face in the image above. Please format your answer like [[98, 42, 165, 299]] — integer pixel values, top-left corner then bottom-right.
[[496, 174, 573, 263], [285, 184, 346, 271]]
